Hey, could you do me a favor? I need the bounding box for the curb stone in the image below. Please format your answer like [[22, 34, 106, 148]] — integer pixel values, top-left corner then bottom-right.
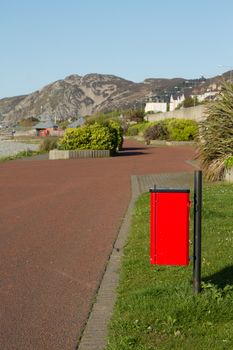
[[77, 172, 193, 350]]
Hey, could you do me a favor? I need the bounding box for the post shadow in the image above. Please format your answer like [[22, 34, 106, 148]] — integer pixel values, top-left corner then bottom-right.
[[202, 265, 233, 289]]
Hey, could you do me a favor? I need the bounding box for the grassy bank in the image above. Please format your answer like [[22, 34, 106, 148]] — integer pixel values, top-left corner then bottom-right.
[[0, 150, 45, 162], [106, 183, 233, 350]]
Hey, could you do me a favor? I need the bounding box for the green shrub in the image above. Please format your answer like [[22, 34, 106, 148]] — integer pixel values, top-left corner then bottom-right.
[[107, 119, 124, 150], [58, 123, 118, 152], [144, 120, 169, 142], [136, 122, 152, 134], [225, 156, 233, 169], [39, 137, 58, 151], [85, 116, 123, 150], [86, 111, 123, 150], [58, 120, 70, 130], [166, 118, 198, 141], [124, 108, 145, 123], [143, 118, 198, 142], [197, 81, 233, 181], [58, 127, 91, 150], [88, 119, 122, 149], [85, 111, 121, 124], [85, 114, 108, 126], [89, 123, 118, 151], [127, 124, 139, 136], [126, 122, 150, 137]]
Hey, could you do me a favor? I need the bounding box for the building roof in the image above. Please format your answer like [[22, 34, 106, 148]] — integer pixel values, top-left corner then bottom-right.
[[34, 120, 57, 129]]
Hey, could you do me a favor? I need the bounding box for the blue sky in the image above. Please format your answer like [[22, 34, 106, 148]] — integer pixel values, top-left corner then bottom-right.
[[1, 0, 233, 98]]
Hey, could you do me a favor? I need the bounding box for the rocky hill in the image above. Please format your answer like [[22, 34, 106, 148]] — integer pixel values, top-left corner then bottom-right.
[[0, 72, 231, 124]]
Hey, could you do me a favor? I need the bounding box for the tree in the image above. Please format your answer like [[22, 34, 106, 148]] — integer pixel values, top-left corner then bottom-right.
[[125, 108, 145, 123], [183, 96, 199, 108]]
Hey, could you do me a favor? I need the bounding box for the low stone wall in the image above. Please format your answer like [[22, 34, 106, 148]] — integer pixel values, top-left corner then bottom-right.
[[49, 149, 111, 160], [0, 141, 39, 158], [224, 167, 233, 183], [147, 104, 206, 123]]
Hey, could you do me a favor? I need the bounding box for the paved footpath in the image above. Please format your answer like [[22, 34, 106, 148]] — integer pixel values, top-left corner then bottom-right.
[[0, 139, 196, 350]]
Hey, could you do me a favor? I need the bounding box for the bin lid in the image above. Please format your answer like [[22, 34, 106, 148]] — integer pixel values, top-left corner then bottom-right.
[[149, 188, 190, 193]]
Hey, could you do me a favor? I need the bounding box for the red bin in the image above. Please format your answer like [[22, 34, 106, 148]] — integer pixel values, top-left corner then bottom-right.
[[150, 188, 190, 266]]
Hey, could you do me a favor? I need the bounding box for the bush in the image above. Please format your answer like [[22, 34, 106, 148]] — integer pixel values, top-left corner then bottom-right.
[[85, 114, 109, 126], [225, 156, 233, 169], [89, 123, 118, 151], [85, 116, 123, 150], [85, 111, 121, 124], [126, 122, 151, 137], [58, 123, 118, 152], [127, 124, 140, 136], [166, 119, 198, 141], [39, 137, 58, 152], [58, 120, 70, 130], [58, 127, 91, 150], [107, 119, 123, 150], [197, 81, 233, 181], [124, 108, 145, 123], [144, 121, 169, 142], [143, 119, 198, 143]]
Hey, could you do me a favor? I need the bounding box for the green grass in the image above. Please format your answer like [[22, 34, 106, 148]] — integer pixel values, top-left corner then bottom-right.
[[0, 150, 45, 162], [105, 183, 233, 350]]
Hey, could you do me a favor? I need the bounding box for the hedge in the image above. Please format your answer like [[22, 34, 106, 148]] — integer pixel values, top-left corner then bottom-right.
[[144, 118, 198, 142], [58, 123, 118, 152]]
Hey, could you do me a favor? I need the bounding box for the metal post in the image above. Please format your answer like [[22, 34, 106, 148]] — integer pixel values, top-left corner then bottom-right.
[[193, 170, 202, 293]]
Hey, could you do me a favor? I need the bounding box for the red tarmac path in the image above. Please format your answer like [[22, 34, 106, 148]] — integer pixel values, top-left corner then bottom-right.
[[0, 139, 196, 349]]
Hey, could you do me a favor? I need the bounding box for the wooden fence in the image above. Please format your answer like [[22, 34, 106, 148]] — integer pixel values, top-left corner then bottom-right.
[[49, 149, 111, 160]]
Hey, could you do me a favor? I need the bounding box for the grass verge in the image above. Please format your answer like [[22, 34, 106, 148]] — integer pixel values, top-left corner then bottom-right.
[[0, 150, 45, 162], [105, 183, 233, 350]]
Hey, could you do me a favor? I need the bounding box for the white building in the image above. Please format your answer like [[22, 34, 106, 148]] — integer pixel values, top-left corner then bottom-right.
[[145, 102, 167, 113], [145, 93, 185, 113], [169, 94, 185, 111], [193, 91, 218, 102]]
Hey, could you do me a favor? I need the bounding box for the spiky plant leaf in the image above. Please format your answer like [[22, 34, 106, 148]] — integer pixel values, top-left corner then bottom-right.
[[197, 81, 233, 181]]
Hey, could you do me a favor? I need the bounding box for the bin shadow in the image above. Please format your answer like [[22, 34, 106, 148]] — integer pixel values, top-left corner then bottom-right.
[[202, 265, 233, 288], [117, 147, 149, 157], [123, 147, 147, 151]]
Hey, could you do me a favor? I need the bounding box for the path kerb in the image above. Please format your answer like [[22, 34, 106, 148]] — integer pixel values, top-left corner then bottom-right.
[[77, 172, 193, 350]]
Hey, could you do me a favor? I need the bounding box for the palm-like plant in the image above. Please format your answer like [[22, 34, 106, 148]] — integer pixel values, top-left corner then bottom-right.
[[197, 81, 233, 181]]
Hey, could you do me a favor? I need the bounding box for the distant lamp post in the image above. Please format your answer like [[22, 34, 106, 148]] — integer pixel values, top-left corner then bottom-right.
[[218, 65, 233, 82]]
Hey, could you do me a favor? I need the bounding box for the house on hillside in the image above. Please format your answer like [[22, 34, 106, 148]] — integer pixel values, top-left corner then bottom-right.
[[169, 93, 185, 111], [145, 94, 185, 113], [34, 120, 62, 137], [145, 101, 167, 113], [145, 95, 168, 113]]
